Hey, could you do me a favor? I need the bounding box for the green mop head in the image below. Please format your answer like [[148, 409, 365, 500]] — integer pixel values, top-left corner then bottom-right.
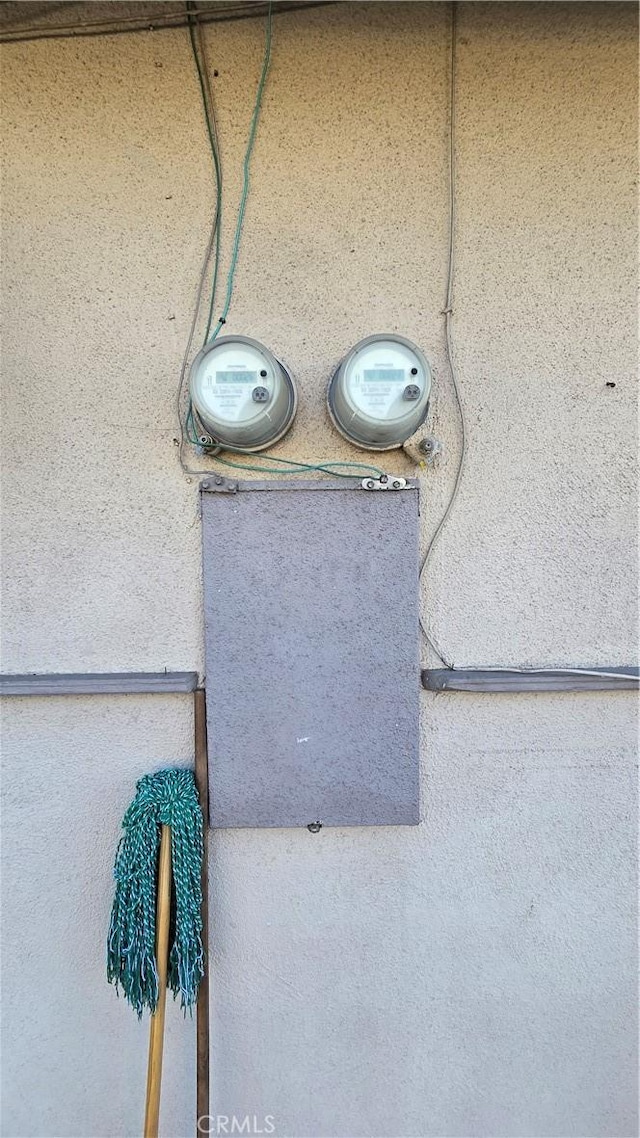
[[107, 768, 204, 1018]]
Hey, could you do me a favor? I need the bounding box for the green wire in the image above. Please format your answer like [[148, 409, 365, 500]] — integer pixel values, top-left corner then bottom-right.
[[208, 0, 273, 343], [212, 454, 387, 479], [185, 402, 200, 445], [183, 2, 385, 483], [186, 8, 222, 342], [185, 400, 384, 478]]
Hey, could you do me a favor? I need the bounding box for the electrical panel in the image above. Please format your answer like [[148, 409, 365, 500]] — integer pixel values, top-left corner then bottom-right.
[[201, 478, 420, 828]]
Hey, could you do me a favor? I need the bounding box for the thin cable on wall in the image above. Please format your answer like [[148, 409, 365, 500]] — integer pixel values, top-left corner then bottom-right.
[[206, 0, 272, 344], [419, 1, 466, 670], [187, 3, 223, 343], [0, 2, 336, 44], [175, 4, 222, 481], [417, 4, 630, 681]]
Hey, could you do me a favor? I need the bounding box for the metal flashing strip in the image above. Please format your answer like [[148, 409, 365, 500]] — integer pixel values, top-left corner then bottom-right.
[[0, 672, 200, 696], [3, 668, 634, 697], [422, 668, 640, 693]]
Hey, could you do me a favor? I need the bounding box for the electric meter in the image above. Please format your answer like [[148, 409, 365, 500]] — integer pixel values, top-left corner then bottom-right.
[[328, 334, 432, 450], [189, 335, 297, 452]]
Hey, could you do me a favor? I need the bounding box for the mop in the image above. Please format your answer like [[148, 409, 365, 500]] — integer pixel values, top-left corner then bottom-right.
[[107, 768, 205, 1137]]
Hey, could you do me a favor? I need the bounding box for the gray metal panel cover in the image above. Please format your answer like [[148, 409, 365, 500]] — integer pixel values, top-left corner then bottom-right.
[[202, 480, 420, 828]]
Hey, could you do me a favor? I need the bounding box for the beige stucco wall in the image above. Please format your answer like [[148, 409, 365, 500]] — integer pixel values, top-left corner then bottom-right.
[[1, 3, 637, 1136]]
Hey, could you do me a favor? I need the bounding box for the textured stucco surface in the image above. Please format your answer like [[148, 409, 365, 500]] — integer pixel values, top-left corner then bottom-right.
[[1, 3, 638, 1136]]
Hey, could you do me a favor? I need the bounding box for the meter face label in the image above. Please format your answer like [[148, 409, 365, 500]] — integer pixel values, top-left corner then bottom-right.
[[352, 368, 406, 416], [196, 347, 273, 424], [205, 369, 260, 422], [202, 368, 264, 422], [347, 345, 423, 421]]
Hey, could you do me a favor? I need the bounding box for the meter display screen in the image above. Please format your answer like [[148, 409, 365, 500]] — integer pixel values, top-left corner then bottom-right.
[[347, 341, 424, 421], [362, 368, 405, 382], [196, 347, 273, 425], [215, 371, 258, 384]]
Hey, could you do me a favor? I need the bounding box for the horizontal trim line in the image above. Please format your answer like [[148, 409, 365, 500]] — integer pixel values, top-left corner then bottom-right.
[[0, 672, 200, 696], [3, 669, 636, 696], [422, 668, 640, 693]]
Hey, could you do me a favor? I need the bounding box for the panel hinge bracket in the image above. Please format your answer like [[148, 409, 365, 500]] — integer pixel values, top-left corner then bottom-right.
[[361, 475, 408, 491], [200, 476, 239, 494]]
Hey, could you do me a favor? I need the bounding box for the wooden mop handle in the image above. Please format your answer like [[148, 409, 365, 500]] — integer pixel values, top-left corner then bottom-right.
[[144, 823, 172, 1138]]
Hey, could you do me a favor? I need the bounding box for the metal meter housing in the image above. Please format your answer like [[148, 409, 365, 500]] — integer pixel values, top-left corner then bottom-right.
[[328, 333, 432, 450], [189, 335, 297, 452]]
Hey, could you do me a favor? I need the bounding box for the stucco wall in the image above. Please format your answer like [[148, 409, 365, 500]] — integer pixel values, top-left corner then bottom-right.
[[1, 3, 637, 1136]]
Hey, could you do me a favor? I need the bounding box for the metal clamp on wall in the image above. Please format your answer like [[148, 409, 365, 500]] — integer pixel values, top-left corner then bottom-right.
[[361, 475, 408, 490]]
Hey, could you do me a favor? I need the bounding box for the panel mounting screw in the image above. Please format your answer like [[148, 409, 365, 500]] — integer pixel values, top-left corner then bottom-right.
[[307, 821, 323, 833], [202, 481, 210, 490], [214, 477, 224, 486]]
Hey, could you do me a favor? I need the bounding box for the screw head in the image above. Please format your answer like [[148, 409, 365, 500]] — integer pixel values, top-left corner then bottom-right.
[[214, 476, 223, 486]]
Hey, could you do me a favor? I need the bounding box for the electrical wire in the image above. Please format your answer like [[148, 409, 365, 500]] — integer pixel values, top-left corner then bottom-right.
[[209, 450, 386, 476], [186, 4, 223, 343], [418, 3, 633, 682], [176, 5, 223, 481], [462, 668, 640, 681], [0, 2, 336, 44], [176, 234, 220, 481], [177, 0, 384, 482], [418, 1, 466, 669], [207, 0, 272, 343]]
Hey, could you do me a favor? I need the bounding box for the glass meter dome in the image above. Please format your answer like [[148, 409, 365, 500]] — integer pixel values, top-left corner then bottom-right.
[[189, 335, 297, 452], [328, 334, 432, 450]]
